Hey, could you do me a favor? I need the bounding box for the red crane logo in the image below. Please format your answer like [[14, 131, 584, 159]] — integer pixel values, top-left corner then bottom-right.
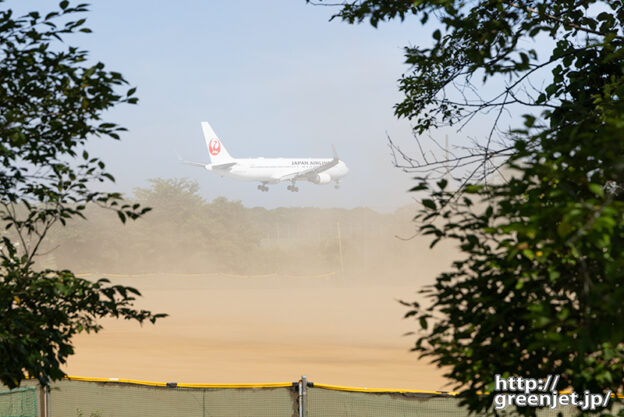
[[209, 138, 221, 156]]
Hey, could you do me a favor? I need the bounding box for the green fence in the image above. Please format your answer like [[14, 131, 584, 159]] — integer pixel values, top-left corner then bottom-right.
[[306, 385, 610, 417], [308, 386, 464, 417], [49, 379, 297, 417], [0, 387, 37, 417], [0, 377, 622, 417]]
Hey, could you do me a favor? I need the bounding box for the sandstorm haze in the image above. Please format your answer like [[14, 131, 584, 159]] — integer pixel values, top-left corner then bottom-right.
[[43, 178, 453, 283], [10, 0, 461, 389], [46, 178, 457, 389]]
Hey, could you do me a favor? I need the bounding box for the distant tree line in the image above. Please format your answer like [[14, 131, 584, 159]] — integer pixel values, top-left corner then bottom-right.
[[41, 178, 426, 278]]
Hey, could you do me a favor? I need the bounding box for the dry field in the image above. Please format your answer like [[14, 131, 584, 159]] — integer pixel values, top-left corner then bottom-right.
[[65, 272, 452, 391]]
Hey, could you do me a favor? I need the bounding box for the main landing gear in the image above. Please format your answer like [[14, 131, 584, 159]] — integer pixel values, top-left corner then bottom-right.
[[257, 183, 269, 192], [287, 183, 299, 192]]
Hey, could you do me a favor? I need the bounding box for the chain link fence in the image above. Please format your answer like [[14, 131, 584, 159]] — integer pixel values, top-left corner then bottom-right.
[[0, 377, 622, 417], [0, 386, 37, 417]]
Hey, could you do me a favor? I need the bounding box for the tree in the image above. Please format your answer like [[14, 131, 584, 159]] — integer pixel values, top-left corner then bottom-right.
[[0, 1, 165, 388], [316, 0, 624, 414]]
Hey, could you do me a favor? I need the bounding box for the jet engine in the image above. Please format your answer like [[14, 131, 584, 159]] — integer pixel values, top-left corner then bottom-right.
[[310, 173, 332, 184]]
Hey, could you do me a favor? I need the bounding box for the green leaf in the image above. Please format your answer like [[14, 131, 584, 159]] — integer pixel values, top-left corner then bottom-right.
[[422, 199, 436, 210], [523, 114, 536, 128], [588, 183, 604, 198], [409, 183, 428, 192], [557, 221, 571, 237]]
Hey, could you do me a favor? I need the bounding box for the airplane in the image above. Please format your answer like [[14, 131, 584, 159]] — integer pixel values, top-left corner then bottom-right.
[[179, 122, 349, 192]]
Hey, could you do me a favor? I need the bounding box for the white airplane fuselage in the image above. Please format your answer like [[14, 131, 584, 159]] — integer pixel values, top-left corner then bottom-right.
[[207, 157, 349, 185], [181, 122, 349, 192]]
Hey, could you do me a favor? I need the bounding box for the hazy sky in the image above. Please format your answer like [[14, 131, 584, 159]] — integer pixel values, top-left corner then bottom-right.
[[15, 1, 492, 212]]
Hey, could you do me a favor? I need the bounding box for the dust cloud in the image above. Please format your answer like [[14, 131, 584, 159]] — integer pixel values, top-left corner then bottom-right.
[[50, 180, 459, 390]]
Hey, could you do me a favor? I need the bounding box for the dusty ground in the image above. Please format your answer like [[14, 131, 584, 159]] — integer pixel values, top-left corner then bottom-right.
[[65, 274, 452, 391]]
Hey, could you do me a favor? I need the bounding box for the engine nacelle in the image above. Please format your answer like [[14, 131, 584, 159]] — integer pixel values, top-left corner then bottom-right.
[[310, 173, 332, 184]]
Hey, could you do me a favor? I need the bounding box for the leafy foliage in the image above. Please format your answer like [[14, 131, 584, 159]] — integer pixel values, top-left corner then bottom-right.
[[0, 240, 163, 388], [318, 0, 624, 414], [0, 1, 164, 388]]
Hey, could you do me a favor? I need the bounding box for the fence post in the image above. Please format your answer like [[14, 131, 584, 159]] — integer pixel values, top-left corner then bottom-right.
[[41, 385, 50, 417], [298, 375, 307, 417]]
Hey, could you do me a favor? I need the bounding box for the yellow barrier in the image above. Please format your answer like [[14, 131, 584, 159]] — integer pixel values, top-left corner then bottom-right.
[[65, 376, 166, 387], [64, 375, 294, 389], [63, 375, 624, 398], [76, 271, 337, 279], [313, 383, 458, 395], [65, 376, 454, 394], [177, 382, 295, 388]]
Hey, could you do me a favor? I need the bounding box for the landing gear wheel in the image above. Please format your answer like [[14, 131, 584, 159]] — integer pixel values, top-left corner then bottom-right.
[[258, 184, 269, 192], [287, 185, 299, 192]]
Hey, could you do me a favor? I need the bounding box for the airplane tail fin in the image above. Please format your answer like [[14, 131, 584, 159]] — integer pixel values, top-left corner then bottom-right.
[[201, 121, 233, 164]]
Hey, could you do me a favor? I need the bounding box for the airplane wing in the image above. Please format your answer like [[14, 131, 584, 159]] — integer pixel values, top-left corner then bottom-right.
[[278, 145, 339, 182], [212, 162, 237, 170], [178, 159, 237, 171], [177, 151, 237, 170], [179, 159, 207, 168]]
